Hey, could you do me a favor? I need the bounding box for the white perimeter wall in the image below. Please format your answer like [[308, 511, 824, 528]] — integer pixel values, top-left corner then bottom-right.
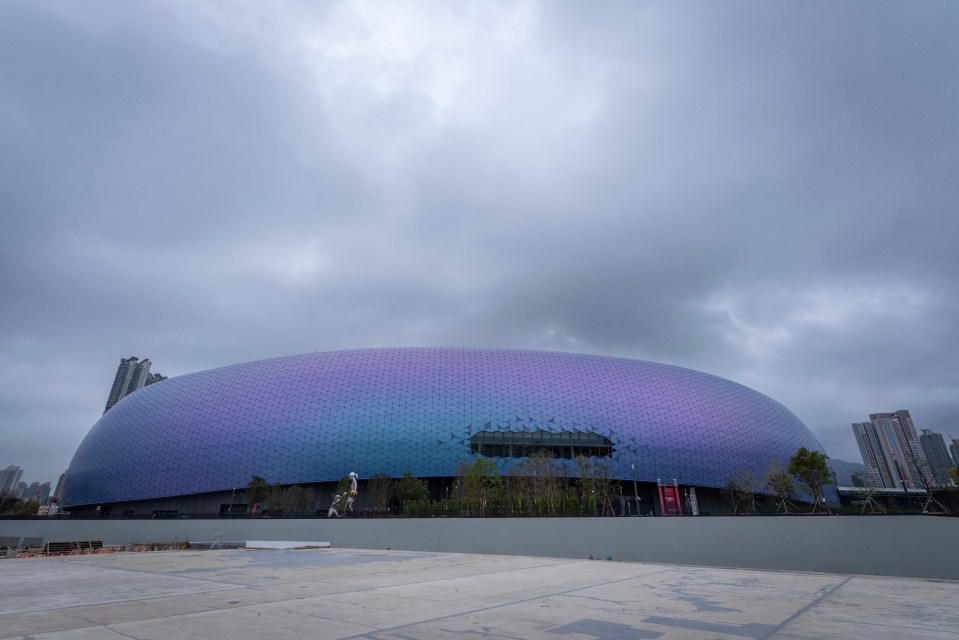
[[1, 516, 955, 580]]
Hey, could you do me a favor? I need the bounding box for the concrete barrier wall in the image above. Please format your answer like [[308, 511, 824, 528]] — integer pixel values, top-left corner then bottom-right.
[[1, 516, 955, 580]]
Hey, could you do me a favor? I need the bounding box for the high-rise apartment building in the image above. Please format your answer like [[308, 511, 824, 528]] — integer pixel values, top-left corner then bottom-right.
[[53, 471, 67, 502], [21, 481, 51, 501], [950, 436, 959, 470], [852, 422, 893, 488], [852, 410, 933, 489], [919, 429, 954, 487], [104, 356, 166, 413], [0, 465, 24, 495]]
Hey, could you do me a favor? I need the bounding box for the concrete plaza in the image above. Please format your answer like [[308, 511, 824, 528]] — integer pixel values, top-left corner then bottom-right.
[[2, 548, 956, 639]]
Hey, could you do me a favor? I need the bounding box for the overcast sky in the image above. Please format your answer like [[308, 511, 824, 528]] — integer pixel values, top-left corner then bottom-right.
[[2, 1, 958, 485]]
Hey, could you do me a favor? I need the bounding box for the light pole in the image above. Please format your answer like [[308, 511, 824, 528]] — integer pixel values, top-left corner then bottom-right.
[[631, 464, 639, 516]]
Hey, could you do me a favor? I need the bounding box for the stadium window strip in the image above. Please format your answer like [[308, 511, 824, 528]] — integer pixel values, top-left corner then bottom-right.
[[469, 430, 614, 459]]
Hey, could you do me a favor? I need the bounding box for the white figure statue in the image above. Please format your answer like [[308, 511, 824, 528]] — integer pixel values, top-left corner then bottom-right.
[[346, 472, 358, 512], [328, 493, 341, 518]]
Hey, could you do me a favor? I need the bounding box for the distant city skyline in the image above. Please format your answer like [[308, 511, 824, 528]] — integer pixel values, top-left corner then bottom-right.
[[851, 411, 956, 490]]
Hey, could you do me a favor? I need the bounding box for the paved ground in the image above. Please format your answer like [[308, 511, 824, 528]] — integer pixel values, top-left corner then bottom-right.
[[2, 548, 957, 639]]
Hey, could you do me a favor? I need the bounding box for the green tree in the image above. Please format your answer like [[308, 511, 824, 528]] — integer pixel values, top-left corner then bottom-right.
[[507, 451, 564, 515], [367, 473, 393, 514], [763, 461, 796, 513], [282, 485, 314, 515], [461, 458, 503, 516], [394, 472, 428, 510], [14, 499, 39, 516], [788, 447, 832, 512], [247, 476, 269, 515], [591, 462, 618, 516], [452, 459, 471, 501], [723, 469, 758, 515], [949, 467, 959, 487], [574, 456, 617, 516], [334, 475, 353, 495], [267, 483, 283, 513], [0, 490, 20, 514]]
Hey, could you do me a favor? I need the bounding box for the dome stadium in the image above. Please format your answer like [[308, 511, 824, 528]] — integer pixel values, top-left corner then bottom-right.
[[63, 348, 826, 516]]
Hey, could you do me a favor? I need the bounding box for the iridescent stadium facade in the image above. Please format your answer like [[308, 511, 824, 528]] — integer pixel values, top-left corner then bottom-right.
[[63, 348, 827, 516]]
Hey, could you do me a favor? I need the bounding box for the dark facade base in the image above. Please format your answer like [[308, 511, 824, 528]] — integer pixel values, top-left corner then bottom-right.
[[64, 478, 733, 519]]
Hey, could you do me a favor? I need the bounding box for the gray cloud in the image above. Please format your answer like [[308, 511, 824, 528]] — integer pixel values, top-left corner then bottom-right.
[[2, 1, 958, 484]]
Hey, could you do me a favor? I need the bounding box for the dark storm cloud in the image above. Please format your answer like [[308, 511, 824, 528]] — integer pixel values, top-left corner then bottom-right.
[[2, 1, 958, 484]]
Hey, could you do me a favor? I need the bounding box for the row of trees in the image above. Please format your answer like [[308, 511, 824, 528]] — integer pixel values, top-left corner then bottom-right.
[[244, 447, 834, 518], [362, 453, 624, 517], [725, 447, 833, 514], [0, 491, 39, 516], [245, 476, 316, 516]]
